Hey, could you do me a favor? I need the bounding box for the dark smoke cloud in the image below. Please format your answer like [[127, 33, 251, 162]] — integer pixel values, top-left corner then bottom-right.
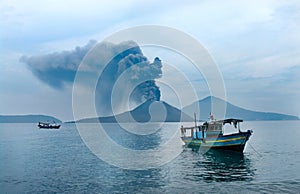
[[20, 40, 162, 115], [95, 41, 162, 115], [20, 40, 97, 88]]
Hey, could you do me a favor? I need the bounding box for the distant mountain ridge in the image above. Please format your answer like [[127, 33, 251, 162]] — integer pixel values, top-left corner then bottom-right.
[[75, 100, 193, 123], [183, 96, 299, 121], [0, 115, 62, 123], [74, 97, 298, 123], [2, 97, 298, 123]]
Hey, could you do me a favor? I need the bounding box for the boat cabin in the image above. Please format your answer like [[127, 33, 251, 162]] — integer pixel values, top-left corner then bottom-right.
[[181, 118, 243, 140]]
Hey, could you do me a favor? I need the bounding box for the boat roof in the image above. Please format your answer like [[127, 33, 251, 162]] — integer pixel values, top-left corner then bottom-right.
[[222, 118, 243, 124]]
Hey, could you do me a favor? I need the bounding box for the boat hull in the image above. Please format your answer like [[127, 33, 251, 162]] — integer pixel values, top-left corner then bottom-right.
[[38, 124, 61, 129], [181, 130, 252, 153]]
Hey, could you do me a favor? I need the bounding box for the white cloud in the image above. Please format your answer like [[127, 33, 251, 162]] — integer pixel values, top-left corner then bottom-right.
[[240, 52, 300, 78]]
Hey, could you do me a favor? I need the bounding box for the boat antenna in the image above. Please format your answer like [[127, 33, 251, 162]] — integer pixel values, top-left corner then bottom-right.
[[194, 112, 197, 128], [210, 112, 214, 121]]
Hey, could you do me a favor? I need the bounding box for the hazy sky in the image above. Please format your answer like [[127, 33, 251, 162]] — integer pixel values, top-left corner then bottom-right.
[[1, 0, 300, 121]]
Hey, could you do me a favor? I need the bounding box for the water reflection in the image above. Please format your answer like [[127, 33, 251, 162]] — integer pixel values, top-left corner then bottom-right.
[[183, 149, 255, 183], [109, 168, 167, 193], [103, 123, 163, 150], [198, 150, 255, 182]]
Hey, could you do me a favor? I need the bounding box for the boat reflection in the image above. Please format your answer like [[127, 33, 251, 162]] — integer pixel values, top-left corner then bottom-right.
[[194, 149, 255, 182]]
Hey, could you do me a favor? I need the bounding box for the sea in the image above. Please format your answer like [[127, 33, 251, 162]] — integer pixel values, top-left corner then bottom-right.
[[1, 121, 300, 193]]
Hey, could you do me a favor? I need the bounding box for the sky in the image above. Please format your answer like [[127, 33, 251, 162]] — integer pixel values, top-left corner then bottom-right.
[[0, 0, 300, 121]]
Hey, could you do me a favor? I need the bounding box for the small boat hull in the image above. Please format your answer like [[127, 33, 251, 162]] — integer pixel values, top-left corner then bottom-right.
[[181, 130, 252, 153], [38, 123, 61, 129]]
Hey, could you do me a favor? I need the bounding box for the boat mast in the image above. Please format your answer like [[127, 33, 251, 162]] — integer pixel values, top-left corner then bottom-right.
[[194, 112, 197, 128]]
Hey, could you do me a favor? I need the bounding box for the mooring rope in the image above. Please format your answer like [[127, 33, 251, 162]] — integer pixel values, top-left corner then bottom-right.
[[248, 142, 262, 157]]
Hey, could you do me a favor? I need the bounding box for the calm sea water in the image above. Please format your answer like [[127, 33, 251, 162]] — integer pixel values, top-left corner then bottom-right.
[[1, 121, 300, 193]]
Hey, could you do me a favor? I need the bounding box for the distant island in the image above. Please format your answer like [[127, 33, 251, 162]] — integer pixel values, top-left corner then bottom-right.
[[1, 97, 298, 123], [72, 100, 193, 123], [0, 115, 62, 123], [72, 96, 299, 123], [183, 96, 299, 121]]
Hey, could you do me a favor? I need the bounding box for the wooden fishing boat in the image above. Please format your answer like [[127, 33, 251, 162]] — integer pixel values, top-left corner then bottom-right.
[[38, 122, 61, 129], [180, 117, 252, 152]]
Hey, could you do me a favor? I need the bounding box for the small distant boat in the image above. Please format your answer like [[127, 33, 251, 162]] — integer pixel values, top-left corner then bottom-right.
[[180, 114, 252, 153], [38, 121, 61, 129]]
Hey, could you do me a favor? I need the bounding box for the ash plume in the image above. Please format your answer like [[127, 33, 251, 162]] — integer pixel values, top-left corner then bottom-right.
[[20, 40, 162, 115], [20, 40, 97, 88], [94, 41, 162, 115]]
